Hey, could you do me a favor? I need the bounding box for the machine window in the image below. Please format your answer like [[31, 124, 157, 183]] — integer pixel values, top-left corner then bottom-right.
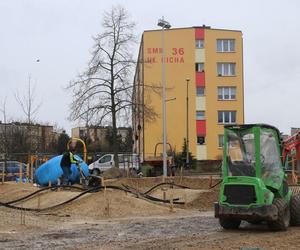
[[227, 131, 256, 177], [260, 131, 281, 182]]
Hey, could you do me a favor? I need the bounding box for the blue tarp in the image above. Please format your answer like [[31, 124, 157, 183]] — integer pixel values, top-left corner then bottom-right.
[[35, 155, 89, 186]]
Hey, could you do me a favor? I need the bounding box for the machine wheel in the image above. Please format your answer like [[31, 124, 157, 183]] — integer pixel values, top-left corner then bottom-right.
[[92, 169, 100, 176], [268, 198, 290, 231], [219, 217, 241, 229], [290, 194, 300, 226]]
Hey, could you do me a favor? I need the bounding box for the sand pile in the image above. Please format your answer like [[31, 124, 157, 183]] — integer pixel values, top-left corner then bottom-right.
[[0, 177, 220, 222]]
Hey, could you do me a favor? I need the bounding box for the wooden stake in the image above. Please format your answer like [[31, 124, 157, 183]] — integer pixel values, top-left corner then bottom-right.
[[26, 163, 29, 181], [20, 203, 25, 225], [106, 196, 110, 217], [31, 160, 34, 184], [57, 178, 61, 191], [37, 193, 40, 210], [19, 162, 23, 185], [104, 182, 108, 217], [127, 162, 129, 178], [169, 191, 174, 213], [209, 175, 213, 188], [184, 192, 187, 209], [101, 177, 104, 187], [180, 166, 183, 184], [48, 180, 51, 187]]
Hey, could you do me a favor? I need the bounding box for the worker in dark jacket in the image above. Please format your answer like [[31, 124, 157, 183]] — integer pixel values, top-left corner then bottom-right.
[[60, 148, 79, 185]]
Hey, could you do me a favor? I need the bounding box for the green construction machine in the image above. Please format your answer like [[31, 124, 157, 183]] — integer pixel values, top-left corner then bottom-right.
[[215, 124, 300, 231]]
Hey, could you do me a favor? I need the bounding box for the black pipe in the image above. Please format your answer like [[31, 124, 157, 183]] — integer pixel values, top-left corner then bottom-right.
[[4, 185, 89, 205], [143, 182, 190, 195], [0, 184, 184, 211]]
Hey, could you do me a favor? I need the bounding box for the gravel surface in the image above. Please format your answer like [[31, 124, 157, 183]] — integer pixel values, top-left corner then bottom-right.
[[0, 213, 215, 249], [2, 213, 300, 250]]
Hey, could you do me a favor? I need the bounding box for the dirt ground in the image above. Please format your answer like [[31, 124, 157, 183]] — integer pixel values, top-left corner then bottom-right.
[[1, 176, 300, 249]]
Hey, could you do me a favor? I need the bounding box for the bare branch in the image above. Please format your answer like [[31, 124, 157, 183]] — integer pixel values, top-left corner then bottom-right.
[[15, 76, 42, 124]]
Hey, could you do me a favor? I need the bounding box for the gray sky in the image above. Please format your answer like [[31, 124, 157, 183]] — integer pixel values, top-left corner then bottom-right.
[[1, 0, 300, 134]]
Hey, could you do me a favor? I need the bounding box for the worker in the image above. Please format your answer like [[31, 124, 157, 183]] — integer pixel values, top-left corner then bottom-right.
[[60, 148, 79, 185]]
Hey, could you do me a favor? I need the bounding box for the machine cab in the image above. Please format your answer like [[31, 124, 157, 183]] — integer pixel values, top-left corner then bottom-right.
[[224, 124, 284, 190]]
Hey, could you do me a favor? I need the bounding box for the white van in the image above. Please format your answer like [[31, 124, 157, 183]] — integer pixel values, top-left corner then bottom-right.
[[88, 154, 139, 175]]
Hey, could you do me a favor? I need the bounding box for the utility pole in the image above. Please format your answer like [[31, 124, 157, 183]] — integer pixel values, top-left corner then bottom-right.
[[157, 17, 171, 177], [186, 78, 190, 167], [1, 98, 7, 184]]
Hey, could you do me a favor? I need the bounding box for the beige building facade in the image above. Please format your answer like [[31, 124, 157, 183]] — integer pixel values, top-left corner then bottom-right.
[[133, 26, 244, 161]]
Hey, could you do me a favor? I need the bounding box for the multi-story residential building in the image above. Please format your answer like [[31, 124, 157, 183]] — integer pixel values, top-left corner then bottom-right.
[[0, 122, 56, 153], [133, 25, 244, 161]]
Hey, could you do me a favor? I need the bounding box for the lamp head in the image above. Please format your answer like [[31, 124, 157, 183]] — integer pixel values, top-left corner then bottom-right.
[[157, 18, 171, 29]]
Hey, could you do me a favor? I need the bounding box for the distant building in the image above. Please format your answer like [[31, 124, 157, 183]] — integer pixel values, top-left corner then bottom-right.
[[71, 126, 131, 143], [0, 122, 57, 153], [133, 25, 244, 161]]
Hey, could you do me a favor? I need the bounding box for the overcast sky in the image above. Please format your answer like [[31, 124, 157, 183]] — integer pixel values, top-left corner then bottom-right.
[[1, 0, 300, 135]]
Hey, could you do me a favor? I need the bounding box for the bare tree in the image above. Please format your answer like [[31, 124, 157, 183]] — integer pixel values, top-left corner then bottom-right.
[[68, 6, 136, 168], [15, 76, 42, 174], [15, 76, 42, 125]]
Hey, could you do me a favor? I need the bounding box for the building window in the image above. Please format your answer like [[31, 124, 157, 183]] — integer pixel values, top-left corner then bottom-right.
[[196, 111, 205, 120], [79, 129, 87, 138], [218, 135, 224, 148], [197, 136, 206, 145], [218, 87, 236, 100], [197, 87, 205, 96], [217, 63, 236, 76], [195, 39, 204, 49], [218, 111, 236, 124], [196, 63, 204, 72], [217, 39, 235, 52]]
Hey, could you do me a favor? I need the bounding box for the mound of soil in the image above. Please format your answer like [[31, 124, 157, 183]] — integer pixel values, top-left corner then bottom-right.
[[101, 167, 123, 179], [105, 176, 221, 190], [54, 189, 177, 219], [0, 176, 219, 232]]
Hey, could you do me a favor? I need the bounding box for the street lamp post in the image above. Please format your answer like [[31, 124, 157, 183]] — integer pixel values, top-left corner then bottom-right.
[[157, 17, 171, 177], [186, 78, 190, 167]]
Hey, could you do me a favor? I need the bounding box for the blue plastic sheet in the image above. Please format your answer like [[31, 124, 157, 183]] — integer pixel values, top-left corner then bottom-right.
[[35, 155, 89, 186]]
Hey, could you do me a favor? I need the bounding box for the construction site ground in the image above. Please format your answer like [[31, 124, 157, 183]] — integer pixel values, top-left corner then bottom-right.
[[1, 176, 300, 249]]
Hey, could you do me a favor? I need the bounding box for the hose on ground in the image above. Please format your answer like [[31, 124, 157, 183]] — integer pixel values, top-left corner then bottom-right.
[[121, 184, 183, 204], [143, 182, 190, 195], [5, 185, 87, 205], [0, 185, 101, 212], [209, 179, 222, 189], [0, 183, 184, 211]]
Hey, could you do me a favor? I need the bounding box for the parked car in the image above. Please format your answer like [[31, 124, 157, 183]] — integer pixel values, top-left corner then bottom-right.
[[88, 154, 139, 175], [0, 161, 27, 181]]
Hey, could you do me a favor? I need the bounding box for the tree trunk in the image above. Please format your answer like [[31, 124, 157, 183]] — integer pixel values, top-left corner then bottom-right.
[[112, 106, 119, 168], [111, 59, 119, 168]]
